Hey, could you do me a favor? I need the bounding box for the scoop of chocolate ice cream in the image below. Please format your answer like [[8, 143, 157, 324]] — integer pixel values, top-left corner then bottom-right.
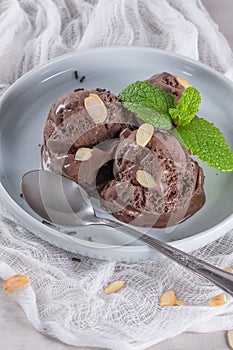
[[42, 88, 138, 190], [100, 128, 205, 228], [148, 72, 185, 101]]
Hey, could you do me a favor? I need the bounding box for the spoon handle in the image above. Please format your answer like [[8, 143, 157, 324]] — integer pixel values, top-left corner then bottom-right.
[[103, 219, 233, 296]]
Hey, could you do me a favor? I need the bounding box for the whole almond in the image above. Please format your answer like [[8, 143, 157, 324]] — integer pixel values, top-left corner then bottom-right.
[[104, 280, 125, 295], [159, 290, 177, 306], [75, 147, 93, 161], [227, 330, 233, 349], [176, 76, 192, 89], [84, 93, 107, 123], [3, 274, 30, 293], [136, 170, 156, 189], [136, 123, 154, 147], [208, 293, 227, 307]]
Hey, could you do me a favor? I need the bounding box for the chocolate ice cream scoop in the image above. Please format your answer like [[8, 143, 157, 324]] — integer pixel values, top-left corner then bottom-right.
[[100, 128, 205, 228], [148, 72, 185, 101], [42, 88, 138, 187]]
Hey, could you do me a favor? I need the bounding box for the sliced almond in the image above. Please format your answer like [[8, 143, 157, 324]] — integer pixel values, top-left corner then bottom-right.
[[227, 330, 233, 349], [224, 267, 233, 273], [176, 299, 187, 306], [136, 123, 154, 147], [208, 293, 227, 307], [75, 147, 93, 161], [159, 290, 177, 306], [3, 274, 30, 293], [136, 170, 156, 189], [104, 280, 125, 295], [84, 93, 107, 124], [176, 76, 192, 89]]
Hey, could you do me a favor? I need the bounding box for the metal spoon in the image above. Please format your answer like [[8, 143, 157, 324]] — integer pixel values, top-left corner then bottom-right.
[[22, 170, 233, 296]]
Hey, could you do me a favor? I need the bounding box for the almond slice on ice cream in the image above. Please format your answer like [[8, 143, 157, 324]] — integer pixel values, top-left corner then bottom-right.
[[208, 293, 227, 307], [3, 274, 30, 293], [176, 76, 192, 89], [159, 290, 177, 306], [104, 280, 125, 295], [75, 147, 93, 161], [136, 170, 156, 189], [84, 93, 107, 123], [136, 123, 154, 147]]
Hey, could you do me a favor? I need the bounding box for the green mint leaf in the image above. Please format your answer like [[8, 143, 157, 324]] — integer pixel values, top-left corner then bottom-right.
[[169, 87, 201, 126], [170, 128, 186, 147], [119, 81, 175, 130], [122, 102, 173, 130], [177, 118, 233, 171]]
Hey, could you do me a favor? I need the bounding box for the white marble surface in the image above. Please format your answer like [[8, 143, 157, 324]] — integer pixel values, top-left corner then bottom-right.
[[1, 1, 233, 349]]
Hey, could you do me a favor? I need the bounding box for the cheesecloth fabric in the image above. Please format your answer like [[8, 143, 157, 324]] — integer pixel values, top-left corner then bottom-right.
[[1, 1, 233, 349]]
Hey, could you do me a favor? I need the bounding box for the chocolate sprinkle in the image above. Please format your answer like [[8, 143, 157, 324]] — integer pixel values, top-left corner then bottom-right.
[[80, 76, 85, 83], [41, 220, 54, 227], [96, 88, 106, 92], [74, 70, 79, 79], [72, 257, 81, 262], [74, 88, 84, 92], [66, 231, 77, 236]]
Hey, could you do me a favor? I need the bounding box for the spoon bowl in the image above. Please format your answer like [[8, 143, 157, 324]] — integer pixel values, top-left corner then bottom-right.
[[22, 170, 99, 226]]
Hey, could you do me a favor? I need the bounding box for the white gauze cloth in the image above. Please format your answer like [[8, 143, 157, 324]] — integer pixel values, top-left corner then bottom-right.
[[1, 1, 233, 349]]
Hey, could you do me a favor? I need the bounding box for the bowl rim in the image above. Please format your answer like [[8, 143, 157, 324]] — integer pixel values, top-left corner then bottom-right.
[[1, 46, 233, 255]]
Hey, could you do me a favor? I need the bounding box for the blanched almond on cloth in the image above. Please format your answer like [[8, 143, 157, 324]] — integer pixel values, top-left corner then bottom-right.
[[227, 330, 233, 349], [84, 93, 107, 123], [3, 274, 30, 293], [159, 290, 177, 306], [208, 293, 227, 307], [176, 76, 192, 89], [75, 147, 93, 161], [104, 280, 125, 295], [136, 123, 154, 147], [224, 267, 233, 273]]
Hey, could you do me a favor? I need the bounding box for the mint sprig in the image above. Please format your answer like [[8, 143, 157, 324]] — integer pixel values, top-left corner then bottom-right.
[[119, 79, 233, 172], [178, 118, 233, 171], [119, 81, 175, 130], [169, 87, 201, 126]]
